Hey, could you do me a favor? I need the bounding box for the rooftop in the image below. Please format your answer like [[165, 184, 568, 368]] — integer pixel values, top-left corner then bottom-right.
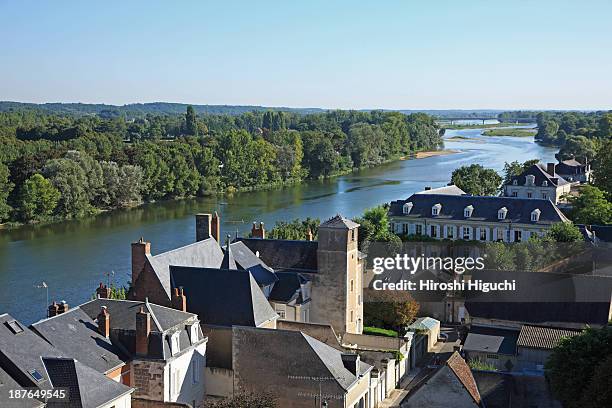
[[516, 325, 582, 350]]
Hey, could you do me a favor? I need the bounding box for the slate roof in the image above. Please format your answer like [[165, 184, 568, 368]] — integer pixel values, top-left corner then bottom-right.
[[0, 365, 45, 408], [516, 325, 581, 350], [592, 225, 612, 243], [473, 372, 515, 408], [237, 238, 319, 272], [465, 270, 612, 326], [225, 241, 278, 286], [31, 307, 128, 375], [147, 237, 225, 298], [560, 159, 583, 167], [389, 194, 569, 225], [232, 327, 371, 391], [508, 163, 570, 187], [320, 214, 360, 230], [170, 266, 278, 327], [464, 326, 519, 355], [269, 272, 309, 304], [407, 317, 440, 332], [43, 357, 132, 408]]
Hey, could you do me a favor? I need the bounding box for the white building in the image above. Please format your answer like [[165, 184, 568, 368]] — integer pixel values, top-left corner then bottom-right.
[[503, 163, 571, 204]]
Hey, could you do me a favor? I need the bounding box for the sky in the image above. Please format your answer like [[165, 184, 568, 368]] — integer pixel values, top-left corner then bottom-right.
[[1, 0, 611, 110]]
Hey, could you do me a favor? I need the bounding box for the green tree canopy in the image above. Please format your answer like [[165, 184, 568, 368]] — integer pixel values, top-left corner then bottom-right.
[[451, 164, 502, 195], [0, 162, 13, 222], [17, 173, 60, 222], [567, 186, 612, 225]]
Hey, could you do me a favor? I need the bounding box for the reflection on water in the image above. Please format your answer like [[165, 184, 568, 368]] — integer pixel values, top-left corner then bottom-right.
[[0, 126, 557, 324]]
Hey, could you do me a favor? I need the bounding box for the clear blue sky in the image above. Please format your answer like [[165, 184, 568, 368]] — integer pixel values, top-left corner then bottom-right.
[[1, 0, 610, 110]]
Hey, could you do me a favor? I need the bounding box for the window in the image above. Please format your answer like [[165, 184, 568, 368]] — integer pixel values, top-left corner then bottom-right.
[[446, 226, 454, 239], [464, 205, 473, 218], [402, 202, 413, 214], [542, 181, 548, 187], [277, 310, 286, 319], [189, 324, 199, 344], [542, 193, 547, 200], [514, 230, 522, 242], [350, 280, 354, 292], [486, 354, 499, 360], [415, 224, 423, 235], [430, 225, 437, 238], [498, 207, 507, 220], [351, 229, 356, 242], [480, 229, 487, 241], [511, 191, 518, 197], [527, 192, 532, 198], [170, 332, 180, 356], [526, 175, 535, 186], [512, 180, 518, 185], [531, 209, 541, 222], [432, 203, 441, 216], [350, 310, 354, 322], [172, 368, 181, 397], [402, 223, 408, 234], [28, 369, 44, 383], [462, 227, 470, 240]]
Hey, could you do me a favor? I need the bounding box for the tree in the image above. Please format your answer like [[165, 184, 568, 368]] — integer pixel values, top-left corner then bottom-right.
[[43, 158, 90, 218], [185, 105, 198, 136], [203, 392, 278, 408], [502, 159, 539, 185], [0, 162, 13, 222], [556, 135, 598, 163], [567, 186, 612, 225], [546, 327, 612, 408], [545, 222, 583, 243], [99, 162, 143, 208], [17, 173, 60, 222], [592, 139, 612, 197], [578, 354, 612, 408], [364, 290, 419, 332], [451, 164, 502, 195], [268, 218, 320, 240]]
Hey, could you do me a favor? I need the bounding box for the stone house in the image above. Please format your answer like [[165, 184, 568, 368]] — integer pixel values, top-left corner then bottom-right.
[[0, 313, 134, 408], [555, 159, 592, 183], [503, 163, 571, 204]]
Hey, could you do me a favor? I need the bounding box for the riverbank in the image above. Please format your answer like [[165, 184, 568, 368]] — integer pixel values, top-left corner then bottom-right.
[[414, 149, 459, 159], [482, 128, 537, 137], [442, 122, 535, 130]]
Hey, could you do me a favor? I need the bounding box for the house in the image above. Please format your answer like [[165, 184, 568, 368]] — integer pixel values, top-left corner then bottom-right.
[[555, 159, 592, 183], [231, 326, 372, 408], [401, 352, 482, 408], [0, 313, 133, 408], [503, 163, 571, 204], [131, 212, 364, 336], [389, 193, 569, 243], [515, 325, 581, 372], [34, 298, 208, 407], [462, 326, 519, 371]]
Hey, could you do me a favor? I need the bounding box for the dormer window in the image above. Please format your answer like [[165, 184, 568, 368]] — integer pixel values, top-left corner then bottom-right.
[[432, 203, 441, 216], [170, 332, 180, 356], [498, 207, 508, 220], [464, 205, 474, 218], [531, 209, 541, 222], [526, 175, 535, 186], [512, 180, 518, 186], [189, 324, 199, 344], [403, 202, 413, 215], [542, 181, 548, 187]]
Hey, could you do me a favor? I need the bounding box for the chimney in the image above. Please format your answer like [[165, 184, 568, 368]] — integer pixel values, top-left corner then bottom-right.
[[58, 300, 69, 314], [196, 213, 212, 242], [135, 306, 151, 356], [211, 212, 220, 242], [97, 306, 110, 337], [306, 228, 313, 241], [424, 186, 432, 191], [48, 301, 59, 318], [96, 282, 111, 299], [131, 238, 151, 285], [251, 222, 265, 239], [547, 162, 556, 176], [341, 353, 360, 376], [172, 287, 187, 312]]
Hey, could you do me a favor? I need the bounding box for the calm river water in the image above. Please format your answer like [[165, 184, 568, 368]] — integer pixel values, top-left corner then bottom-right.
[[0, 126, 558, 324]]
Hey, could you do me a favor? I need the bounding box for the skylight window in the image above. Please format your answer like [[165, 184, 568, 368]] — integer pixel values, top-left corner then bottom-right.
[[6, 320, 23, 334], [28, 369, 44, 382]]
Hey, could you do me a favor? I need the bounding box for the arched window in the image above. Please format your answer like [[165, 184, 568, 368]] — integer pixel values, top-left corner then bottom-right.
[[432, 203, 441, 216], [403, 202, 413, 215], [531, 209, 541, 222], [498, 207, 508, 220], [464, 205, 474, 218]]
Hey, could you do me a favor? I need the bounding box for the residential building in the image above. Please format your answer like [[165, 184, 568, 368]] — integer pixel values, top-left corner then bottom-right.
[[555, 159, 592, 183], [389, 193, 569, 243], [503, 163, 571, 204], [515, 325, 581, 372], [0, 313, 133, 408]]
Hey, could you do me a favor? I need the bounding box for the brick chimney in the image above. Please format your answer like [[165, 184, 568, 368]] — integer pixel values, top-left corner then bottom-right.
[[135, 306, 151, 356], [424, 186, 432, 191], [48, 301, 59, 318], [251, 222, 265, 239], [131, 238, 151, 286], [96, 282, 111, 299], [195, 212, 220, 242], [58, 300, 69, 314], [171, 287, 187, 312], [306, 228, 313, 241], [97, 306, 110, 337], [547, 162, 556, 176]]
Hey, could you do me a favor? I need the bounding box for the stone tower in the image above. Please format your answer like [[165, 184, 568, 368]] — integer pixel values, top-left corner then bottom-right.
[[312, 215, 363, 335]]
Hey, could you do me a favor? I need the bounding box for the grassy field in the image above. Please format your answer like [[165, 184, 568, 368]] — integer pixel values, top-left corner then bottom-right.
[[482, 128, 537, 137], [363, 326, 398, 338]]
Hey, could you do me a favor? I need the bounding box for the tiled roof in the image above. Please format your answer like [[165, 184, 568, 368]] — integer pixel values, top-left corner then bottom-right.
[[320, 214, 360, 230], [446, 352, 482, 405], [389, 194, 569, 225], [508, 163, 570, 187], [237, 238, 319, 272], [516, 325, 581, 350]]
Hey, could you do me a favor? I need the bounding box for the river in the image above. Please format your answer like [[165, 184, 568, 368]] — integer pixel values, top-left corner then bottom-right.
[[0, 126, 558, 324]]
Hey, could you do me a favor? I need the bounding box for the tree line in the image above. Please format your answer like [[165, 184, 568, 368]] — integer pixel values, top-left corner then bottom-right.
[[0, 107, 443, 225]]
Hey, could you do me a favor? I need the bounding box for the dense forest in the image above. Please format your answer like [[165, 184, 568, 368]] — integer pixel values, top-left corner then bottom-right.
[[0, 107, 443, 225]]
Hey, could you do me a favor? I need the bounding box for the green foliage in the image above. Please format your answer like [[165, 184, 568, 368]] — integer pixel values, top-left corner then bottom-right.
[[578, 354, 612, 408], [184, 105, 198, 136], [556, 135, 598, 163], [43, 157, 91, 218], [364, 290, 419, 332], [0, 162, 13, 222], [545, 222, 584, 243], [468, 358, 498, 371], [17, 173, 60, 222], [363, 326, 398, 338], [546, 327, 612, 408], [593, 139, 612, 197], [567, 186, 612, 225], [502, 159, 539, 185], [451, 164, 502, 195], [267, 218, 320, 240]]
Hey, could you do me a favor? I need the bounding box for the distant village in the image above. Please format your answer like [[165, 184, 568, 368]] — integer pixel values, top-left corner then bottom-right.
[[1, 157, 610, 408]]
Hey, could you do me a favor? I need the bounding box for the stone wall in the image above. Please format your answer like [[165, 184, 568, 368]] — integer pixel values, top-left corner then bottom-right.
[[132, 360, 166, 401], [132, 398, 192, 408]]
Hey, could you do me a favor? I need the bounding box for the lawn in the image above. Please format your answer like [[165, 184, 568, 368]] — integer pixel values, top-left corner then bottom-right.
[[363, 326, 398, 337]]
